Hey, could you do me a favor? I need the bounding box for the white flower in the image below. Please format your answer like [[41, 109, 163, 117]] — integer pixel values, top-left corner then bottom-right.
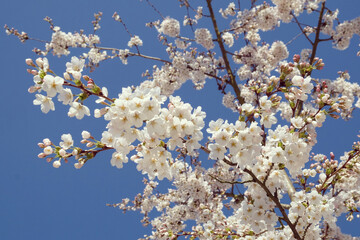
[[58, 88, 73, 105], [159, 17, 180, 37], [127, 35, 143, 48], [208, 143, 226, 160], [291, 116, 304, 129], [59, 134, 73, 150], [33, 94, 55, 113], [74, 162, 84, 169], [259, 96, 272, 110], [260, 112, 277, 128], [81, 131, 91, 139], [110, 152, 128, 169], [68, 102, 90, 119], [270, 41, 289, 61], [195, 28, 214, 49], [101, 131, 115, 147], [58, 148, 66, 157], [42, 75, 64, 97], [66, 56, 85, 73], [43, 146, 53, 155], [222, 32, 234, 47], [53, 160, 61, 168]]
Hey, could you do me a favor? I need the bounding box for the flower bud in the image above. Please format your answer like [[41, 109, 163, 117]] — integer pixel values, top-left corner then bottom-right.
[[43, 146, 53, 155], [38, 153, 47, 158], [59, 148, 66, 157], [82, 131, 91, 139], [26, 58, 35, 66], [63, 72, 71, 80], [35, 58, 44, 68], [53, 160, 61, 168], [74, 162, 84, 169], [43, 138, 52, 146]]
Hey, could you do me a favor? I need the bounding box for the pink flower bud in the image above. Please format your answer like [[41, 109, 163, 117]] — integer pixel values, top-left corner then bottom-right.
[[38, 153, 47, 158], [43, 138, 52, 146], [26, 58, 35, 66], [38, 143, 45, 148]]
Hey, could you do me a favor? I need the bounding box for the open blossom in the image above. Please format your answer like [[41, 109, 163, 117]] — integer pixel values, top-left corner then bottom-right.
[[110, 152, 128, 169], [260, 112, 277, 128], [42, 75, 64, 97], [222, 32, 234, 47], [68, 102, 90, 119], [159, 17, 180, 37], [66, 56, 85, 73], [11, 2, 360, 239], [33, 94, 55, 113], [58, 88, 73, 105], [127, 35, 143, 48], [195, 28, 214, 49], [291, 116, 304, 129], [59, 134, 73, 150]]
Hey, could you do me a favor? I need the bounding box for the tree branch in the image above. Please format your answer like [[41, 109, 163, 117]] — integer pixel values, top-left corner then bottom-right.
[[206, 0, 244, 105], [244, 168, 302, 240]]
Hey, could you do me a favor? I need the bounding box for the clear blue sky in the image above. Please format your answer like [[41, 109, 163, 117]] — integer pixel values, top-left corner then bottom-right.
[[1, 0, 359, 239]]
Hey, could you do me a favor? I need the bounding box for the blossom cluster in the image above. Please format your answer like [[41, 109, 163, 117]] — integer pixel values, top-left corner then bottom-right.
[[7, 0, 360, 239]]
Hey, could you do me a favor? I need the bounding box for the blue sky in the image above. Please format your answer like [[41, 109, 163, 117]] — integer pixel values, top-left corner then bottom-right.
[[1, 0, 360, 239]]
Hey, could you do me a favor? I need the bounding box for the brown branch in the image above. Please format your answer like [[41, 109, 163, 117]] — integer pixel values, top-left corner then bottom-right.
[[317, 150, 360, 193], [295, 2, 326, 117], [206, 0, 244, 105], [244, 168, 302, 240], [291, 13, 313, 45], [309, 1, 326, 64]]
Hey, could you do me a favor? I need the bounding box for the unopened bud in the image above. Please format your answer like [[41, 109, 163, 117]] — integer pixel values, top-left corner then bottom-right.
[[53, 160, 61, 168], [43, 146, 53, 155], [38, 153, 47, 158], [28, 86, 39, 93], [74, 162, 84, 169], [59, 148, 66, 157], [38, 143, 45, 148], [35, 58, 44, 68], [43, 138, 52, 146], [63, 72, 71, 80], [83, 75, 90, 81], [26, 58, 35, 66]]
